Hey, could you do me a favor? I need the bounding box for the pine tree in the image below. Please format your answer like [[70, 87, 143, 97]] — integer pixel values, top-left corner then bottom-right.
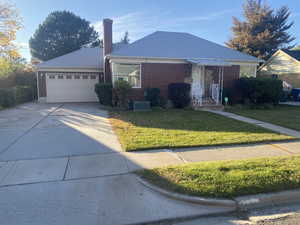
[[29, 11, 99, 61], [226, 0, 295, 60]]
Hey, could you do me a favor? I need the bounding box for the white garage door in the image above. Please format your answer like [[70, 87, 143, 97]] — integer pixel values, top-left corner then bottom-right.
[[46, 73, 99, 103]]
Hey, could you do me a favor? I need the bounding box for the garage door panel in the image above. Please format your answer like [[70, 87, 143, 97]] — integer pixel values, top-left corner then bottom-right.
[[46, 73, 99, 103]]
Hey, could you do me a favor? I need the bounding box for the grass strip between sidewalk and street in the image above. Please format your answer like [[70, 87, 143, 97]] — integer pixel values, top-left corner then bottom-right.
[[137, 156, 300, 199], [110, 109, 295, 151]]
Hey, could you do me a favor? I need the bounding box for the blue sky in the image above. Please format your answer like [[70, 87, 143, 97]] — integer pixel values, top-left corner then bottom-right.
[[14, 0, 300, 61]]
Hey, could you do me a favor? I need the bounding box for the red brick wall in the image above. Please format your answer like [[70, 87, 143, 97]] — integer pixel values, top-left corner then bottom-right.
[[223, 65, 240, 88], [106, 62, 239, 101], [131, 63, 191, 100], [204, 65, 240, 89], [104, 58, 112, 83]]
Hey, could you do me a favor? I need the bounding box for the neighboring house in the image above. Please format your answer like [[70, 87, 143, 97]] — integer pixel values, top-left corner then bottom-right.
[[36, 18, 261, 106], [259, 49, 300, 88]]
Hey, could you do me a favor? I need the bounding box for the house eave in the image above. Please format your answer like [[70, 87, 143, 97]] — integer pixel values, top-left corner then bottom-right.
[[107, 55, 262, 64], [36, 67, 103, 72]]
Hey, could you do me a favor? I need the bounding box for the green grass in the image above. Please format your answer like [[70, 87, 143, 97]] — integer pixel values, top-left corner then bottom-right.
[[137, 156, 300, 198], [226, 105, 300, 131], [110, 109, 294, 151]]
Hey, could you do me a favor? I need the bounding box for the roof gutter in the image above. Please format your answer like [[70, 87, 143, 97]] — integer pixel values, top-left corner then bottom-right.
[[36, 67, 103, 72], [107, 54, 263, 64]]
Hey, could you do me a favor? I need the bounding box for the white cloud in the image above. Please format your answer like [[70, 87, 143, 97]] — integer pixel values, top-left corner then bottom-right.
[[92, 9, 237, 43], [172, 10, 238, 23]]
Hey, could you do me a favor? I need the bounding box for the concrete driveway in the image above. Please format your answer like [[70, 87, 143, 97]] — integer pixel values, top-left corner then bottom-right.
[[0, 103, 230, 225], [0, 103, 121, 161]]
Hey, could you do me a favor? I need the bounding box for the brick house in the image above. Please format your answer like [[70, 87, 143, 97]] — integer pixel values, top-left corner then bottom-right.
[[36, 18, 261, 106]]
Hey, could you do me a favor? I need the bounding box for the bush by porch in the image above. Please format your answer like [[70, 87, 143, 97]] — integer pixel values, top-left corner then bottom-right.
[[110, 109, 294, 151]]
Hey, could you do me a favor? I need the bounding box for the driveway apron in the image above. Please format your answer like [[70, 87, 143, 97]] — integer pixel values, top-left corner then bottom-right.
[[0, 103, 122, 161]]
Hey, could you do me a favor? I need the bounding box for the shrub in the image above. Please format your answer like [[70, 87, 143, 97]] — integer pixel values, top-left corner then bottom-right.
[[113, 80, 132, 109], [236, 77, 282, 105], [222, 87, 239, 105], [159, 96, 167, 108], [95, 83, 112, 106], [0, 85, 35, 108], [15, 71, 36, 86], [14, 86, 35, 104], [145, 88, 160, 106], [0, 88, 15, 107], [168, 83, 191, 108]]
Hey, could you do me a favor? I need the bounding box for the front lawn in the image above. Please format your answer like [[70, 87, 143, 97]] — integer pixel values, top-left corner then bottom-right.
[[226, 105, 300, 131], [110, 109, 293, 151], [137, 156, 300, 198]]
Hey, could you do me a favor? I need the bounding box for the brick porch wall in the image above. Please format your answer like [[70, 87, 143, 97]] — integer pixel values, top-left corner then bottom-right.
[[205, 65, 240, 89], [131, 63, 191, 100], [223, 65, 240, 88]]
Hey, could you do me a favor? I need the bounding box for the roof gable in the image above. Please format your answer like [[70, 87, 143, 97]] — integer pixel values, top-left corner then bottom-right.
[[259, 49, 300, 74], [109, 31, 261, 62]]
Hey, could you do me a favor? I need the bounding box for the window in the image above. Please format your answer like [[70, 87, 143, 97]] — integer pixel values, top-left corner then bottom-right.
[[49, 75, 55, 79], [58, 75, 64, 79], [112, 63, 141, 88], [66, 75, 72, 79], [240, 65, 257, 77], [74, 75, 80, 79], [90, 75, 96, 79]]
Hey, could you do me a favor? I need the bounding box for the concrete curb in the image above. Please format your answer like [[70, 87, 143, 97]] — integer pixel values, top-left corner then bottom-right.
[[135, 175, 237, 208], [136, 175, 300, 211], [234, 189, 300, 210]]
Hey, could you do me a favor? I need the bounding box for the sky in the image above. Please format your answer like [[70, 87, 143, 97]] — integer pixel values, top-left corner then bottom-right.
[[13, 0, 300, 61]]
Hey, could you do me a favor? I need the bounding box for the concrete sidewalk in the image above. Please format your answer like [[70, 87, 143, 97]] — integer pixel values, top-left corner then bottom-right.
[[122, 140, 300, 170], [1, 141, 300, 188], [205, 109, 300, 138]]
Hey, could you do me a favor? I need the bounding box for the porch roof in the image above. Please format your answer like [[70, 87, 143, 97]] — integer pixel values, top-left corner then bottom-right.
[[187, 59, 232, 66]]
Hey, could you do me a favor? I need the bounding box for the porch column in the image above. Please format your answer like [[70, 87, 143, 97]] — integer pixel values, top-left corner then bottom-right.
[[220, 66, 224, 105], [191, 64, 203, 106]]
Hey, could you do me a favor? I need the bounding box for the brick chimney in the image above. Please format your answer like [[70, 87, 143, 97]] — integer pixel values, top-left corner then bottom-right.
[[103, 18, 113, 56]]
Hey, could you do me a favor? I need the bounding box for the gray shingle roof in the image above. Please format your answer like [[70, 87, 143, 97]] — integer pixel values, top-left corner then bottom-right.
[[37, 47, 103, 70], [109, 31, 261, 62], [281, 49, 300, 61]]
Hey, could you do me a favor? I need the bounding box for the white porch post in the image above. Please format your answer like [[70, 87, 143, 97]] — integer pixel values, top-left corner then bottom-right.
[[217, 67, 221, 105], [220, 66, 224, 105], [191, 64, 203, 107]]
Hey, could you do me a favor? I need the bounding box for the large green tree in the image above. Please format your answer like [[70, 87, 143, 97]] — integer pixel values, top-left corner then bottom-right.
[[29, 11, 99, 61], [226, 0, 295, 60]]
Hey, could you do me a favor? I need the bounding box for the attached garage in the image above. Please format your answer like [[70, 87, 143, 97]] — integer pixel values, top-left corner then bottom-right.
[[36, 47, 104, 103], [45, 73, 100, 103]]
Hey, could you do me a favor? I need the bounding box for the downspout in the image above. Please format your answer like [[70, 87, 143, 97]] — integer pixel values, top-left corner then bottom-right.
[[36, 71, 40, 101]]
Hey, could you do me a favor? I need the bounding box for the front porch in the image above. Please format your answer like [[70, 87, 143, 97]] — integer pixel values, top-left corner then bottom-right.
[[188, 59, 232, 109]]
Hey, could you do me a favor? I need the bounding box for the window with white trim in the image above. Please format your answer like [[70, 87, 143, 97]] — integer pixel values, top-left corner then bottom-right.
[[240, 65, 257, 77], [112, 63, 141, 88]]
